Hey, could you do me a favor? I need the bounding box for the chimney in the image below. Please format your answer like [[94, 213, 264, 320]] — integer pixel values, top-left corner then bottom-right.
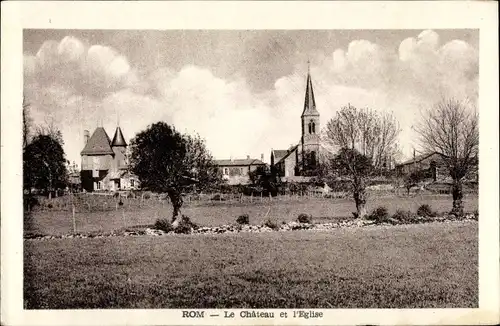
[[247, 155, 250, 160], [84, 130, 90, 145], [261, 153, 264, 161]]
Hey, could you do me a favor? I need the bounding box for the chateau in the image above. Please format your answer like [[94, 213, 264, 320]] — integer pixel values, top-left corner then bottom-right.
[[80, 126, 139, 192], [271, 69, 321, 178]]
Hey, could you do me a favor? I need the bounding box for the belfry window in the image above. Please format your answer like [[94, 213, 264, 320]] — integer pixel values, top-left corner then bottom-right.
[[308, 120, 316, 134]]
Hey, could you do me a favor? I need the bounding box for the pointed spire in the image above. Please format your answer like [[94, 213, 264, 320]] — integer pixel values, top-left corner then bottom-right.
[[111, 126, 127, 147], [302, 62, 319, 117]]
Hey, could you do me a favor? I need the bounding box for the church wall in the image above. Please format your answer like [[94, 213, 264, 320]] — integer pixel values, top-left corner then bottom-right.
[[284, 152, 297, 177]]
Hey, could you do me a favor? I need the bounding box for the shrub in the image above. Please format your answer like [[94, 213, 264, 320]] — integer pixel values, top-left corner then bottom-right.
[[263, 218, 279, 230], [211, 194, 225, 201], [391, 210, 417, 224], [297, 213, 312, 224], [236, 214, 250, 225], [118, 200, 124, 206], [474, 210, 479, 220], [154, 218, 173, 233], [142, 192, 152, 199], [367, 206, 389, 223], [417, 204, 434, 217], [174, 215, 198, 234]]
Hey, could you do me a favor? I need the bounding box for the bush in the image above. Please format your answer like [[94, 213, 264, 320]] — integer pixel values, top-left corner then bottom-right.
[[391, 210, 417, 224], [417, 204, 434, 217], [367, 206, 389, 223], [297, 213, 312, 224], [154, 218, 174, 232], [474, 210, 479, 220], [174, 215, 198, 234], [211, 194, 225, 201], [263, 218, 279, 230], [236, 214, 250, 225]]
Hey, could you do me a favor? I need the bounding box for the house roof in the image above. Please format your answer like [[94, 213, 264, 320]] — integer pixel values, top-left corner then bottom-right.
[[111, 127, 127, 147], [81, 127, 114, 155], [214, 158, 266, 167], [396, 152, 445, 167]]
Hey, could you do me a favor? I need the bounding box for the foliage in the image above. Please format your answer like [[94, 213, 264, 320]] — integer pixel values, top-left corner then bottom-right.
[[154, 218, 174, 233], [236, 214, 250, 225], [416, 98, 479, 216], [173, 215, 198, 234], [23, 134, 68, 195], [417, 204, 435, 217], [367, 206, 389, 223], [392, 210, 418, 224], [248, 165, 280, 196], [297, 213, 313, 224], [130, 122, 222, 221], [404, 169, 429, 194], [263, 218, 279, 230]]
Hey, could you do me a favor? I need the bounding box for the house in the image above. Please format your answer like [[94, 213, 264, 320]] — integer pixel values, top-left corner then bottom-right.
[[395, 151, 447, 181], [271, 67, 321, 179], [80, 126, 139, 192], [214, 155, 266, 185]]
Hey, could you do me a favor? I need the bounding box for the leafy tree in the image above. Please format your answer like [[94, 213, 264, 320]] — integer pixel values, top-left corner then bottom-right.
[[130, 122, 221, 222], [325, 104, 400, 218], [23, 134, 68, 196], [23, 96, 32, 148], [415, 98, 478, 216]]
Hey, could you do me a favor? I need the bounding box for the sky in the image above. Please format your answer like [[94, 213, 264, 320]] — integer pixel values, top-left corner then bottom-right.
[[23, 29, 479, 166]]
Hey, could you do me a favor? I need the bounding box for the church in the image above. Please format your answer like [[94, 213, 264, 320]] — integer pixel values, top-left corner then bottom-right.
[[270, 68, 321, 179]]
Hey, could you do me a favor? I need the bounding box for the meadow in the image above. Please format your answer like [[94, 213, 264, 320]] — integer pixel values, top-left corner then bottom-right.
[[24, 193, 478, 236], [24, 221, 478, 309]]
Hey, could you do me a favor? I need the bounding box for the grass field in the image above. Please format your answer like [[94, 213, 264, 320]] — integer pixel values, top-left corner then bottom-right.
[[24, 221, 478, 309], [25, 194, 478, 236]]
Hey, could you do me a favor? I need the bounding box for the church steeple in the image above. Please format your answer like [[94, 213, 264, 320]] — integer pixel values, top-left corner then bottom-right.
[[301, 65, 319, 117]]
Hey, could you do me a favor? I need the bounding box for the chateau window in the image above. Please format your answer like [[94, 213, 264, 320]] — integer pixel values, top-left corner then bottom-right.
[[131, 179, 135, 187], [96, 181, 102, 190]]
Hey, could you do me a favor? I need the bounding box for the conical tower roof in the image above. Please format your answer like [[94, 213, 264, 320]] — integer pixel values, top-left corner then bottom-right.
[[111, 126, 127, 147], [301, 70, 320, 117]]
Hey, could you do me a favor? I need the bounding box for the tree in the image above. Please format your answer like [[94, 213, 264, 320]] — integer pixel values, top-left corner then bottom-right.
[[325, 104, 401, 218], [415, 98, 478, 216], [23, 134, 68, 196], [130, 122, 221, 222], [23, 96, 32, 148]]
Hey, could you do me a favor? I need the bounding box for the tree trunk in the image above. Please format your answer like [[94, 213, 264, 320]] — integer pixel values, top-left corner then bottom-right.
[[168, 190, 183, 223], [353, 177, 367, 219], [451, 179, 464, 217]]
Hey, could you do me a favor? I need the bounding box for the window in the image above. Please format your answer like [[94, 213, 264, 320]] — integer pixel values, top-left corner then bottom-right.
[[308, 120, 316, 134], [224, 168, 229, 175], [131, 179, 135, 187], [96, 181, 101, 190]]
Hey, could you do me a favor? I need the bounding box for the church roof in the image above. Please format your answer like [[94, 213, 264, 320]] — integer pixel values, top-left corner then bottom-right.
[[272, 150, 289, 163], [81, 127, 114, 155], [301, 71, 320, 117], [274, 144, 299, 165], [111, 126, 127, 147]]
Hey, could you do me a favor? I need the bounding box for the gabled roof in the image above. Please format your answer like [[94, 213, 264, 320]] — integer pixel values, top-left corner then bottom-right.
[[81, 127, 114, 155], [111, 127, 127, 147], [274, 144, 299, 165], [396, 152, 446, 167], [301, 71, 320, 117], [271, 150, 289, 163], [214, 158, 266, 167]]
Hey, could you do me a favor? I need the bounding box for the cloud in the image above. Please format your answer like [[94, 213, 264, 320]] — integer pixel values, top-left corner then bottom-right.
[[24, 31, 478, 165]]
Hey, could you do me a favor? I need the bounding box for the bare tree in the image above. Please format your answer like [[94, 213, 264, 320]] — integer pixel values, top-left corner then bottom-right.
[[23, 96, 32, 148], [325, 104, 400, 218], [416, 98, 478, 216]]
